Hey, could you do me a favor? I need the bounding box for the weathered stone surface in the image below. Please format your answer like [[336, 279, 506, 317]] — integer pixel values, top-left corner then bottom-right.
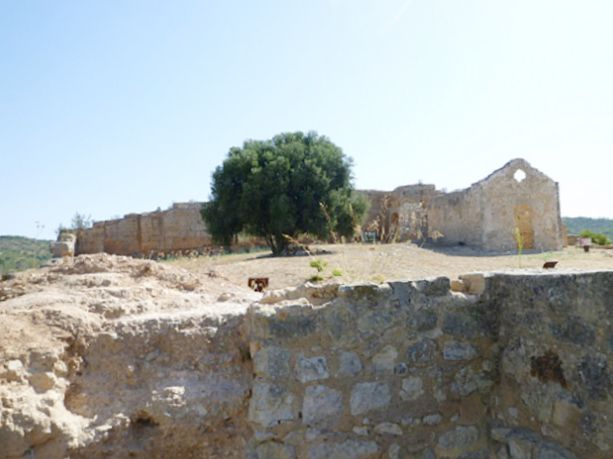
[[550, 317, 596, 346], [451, 367, 493, 396], [302, 385, 343, 426], [308, 439, 379, 459], [414, 277, 450, 296], [249, 383, 297, 427], [459, 274, 486, 295], [442, 312, 481, 338], [270, 315, 317, 338], [350, 382, 391, 415], [3, 262, 613, 459], [256, 441, 296, 459], [437, 425, 480, 449], [372, 345, 398, 372], [410, 308, 439, 331], [338, 351, 362, 376], [254, 346, 291, 378], [443, 341, 478, 360], [295, 355, 329, 383], [399, 376, 424, 401], [407, 339, 437, 365], [577, 354, 610, 401], [422, 413, 443, 426], [374, 422, 402, 436]]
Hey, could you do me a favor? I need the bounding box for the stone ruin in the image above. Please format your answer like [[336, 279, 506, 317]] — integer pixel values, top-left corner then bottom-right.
[[67, 158, 564, 257], [1, 257, 611, 458], [361, 158, 564, 251], [74, 202, 211, 258]]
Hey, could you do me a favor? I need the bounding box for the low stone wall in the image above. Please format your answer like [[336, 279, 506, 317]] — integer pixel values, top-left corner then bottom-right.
[[244, 272, 612, 458], [2, 267, 611, 458]]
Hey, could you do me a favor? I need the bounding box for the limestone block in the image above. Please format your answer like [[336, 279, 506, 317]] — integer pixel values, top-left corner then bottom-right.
[[338, 351, 362, 376], [2, 359, 25, 382], [372, 345, 398, 372], [437, 425, 480, 449], [459, 274, 486, 295], [256, 442, 296, 459], [254, 346, 291, 379], [248, 382, 297, 427], [400, 376, 424, 401], [443, 341, 478, 361], [350, 382, 391, 416], [295, 355, 329, 383], [374, 422, 402, 436], [407, 339, 437, 365], [410, 308, 438, 331], [302, 385, 343, 427], [28, 372, 56, 392], [307, 439, 379, 459], [451, 367, 493, 396], [451, 279, 467, 293]]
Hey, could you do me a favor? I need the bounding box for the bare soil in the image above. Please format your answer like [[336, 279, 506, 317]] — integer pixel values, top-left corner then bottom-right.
[[167, 243, 613, 291]]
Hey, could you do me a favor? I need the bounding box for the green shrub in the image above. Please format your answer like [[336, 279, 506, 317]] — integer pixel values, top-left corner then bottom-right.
[[309, 259, 328, 273], [579, 230, 611, 246]]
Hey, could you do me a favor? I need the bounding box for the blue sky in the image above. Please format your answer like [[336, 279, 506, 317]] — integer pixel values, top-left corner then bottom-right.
[[1, 1, 612, 239]]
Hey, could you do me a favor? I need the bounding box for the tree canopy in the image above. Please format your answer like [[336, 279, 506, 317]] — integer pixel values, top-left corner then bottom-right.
[[202, 132, 367, 255]]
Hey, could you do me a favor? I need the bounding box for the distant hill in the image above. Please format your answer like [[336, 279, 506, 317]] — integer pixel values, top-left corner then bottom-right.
[[563, 217, 613, 239], [0, 236, 52, 275]]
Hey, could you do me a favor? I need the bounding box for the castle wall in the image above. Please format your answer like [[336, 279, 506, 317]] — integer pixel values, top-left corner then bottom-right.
[[427, 187, 484, 247], [76, 203, 211, 256]]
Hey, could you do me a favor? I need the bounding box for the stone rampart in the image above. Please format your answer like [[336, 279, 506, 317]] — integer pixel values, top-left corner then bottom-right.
[[76, 203, 211, 256]]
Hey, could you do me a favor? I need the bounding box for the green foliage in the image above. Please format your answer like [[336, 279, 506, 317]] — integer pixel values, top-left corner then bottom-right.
[[579, 230, 611, 246], [0, 236, 52, 275], [71, 212, 92, 231], [309, 259, 328, 273], [563, 217, 613, 240], [202, 131, 365, 255], [331, 267, 343, 277]]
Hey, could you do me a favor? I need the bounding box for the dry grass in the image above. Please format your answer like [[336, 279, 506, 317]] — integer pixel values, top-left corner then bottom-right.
[[166, 243, 613, 291]]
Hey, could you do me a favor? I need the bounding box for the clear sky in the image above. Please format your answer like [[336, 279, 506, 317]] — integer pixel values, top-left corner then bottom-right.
[[2, 1, 612, 240]]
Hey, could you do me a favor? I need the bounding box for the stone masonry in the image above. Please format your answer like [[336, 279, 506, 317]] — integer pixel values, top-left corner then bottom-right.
[[245, 271, 611, 458], [1, 264, 612, 458], [362, 159, 564, 251]]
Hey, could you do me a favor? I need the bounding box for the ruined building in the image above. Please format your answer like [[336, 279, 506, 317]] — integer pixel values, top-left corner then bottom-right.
[[73, 158, 563, 256], [363, 158, 564, 251], [76, 202, 211, 257]]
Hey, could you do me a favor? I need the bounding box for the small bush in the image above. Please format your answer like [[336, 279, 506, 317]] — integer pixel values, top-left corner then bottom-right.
[[331, 267, 343, 277], [309, 259, 328, 273], [579, 230, 611, 246]]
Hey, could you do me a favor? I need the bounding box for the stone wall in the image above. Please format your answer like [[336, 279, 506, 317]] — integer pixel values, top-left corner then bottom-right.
[[243, 271, 612, 458], [428, 159, 563, 251], [76, 203, 211, 256], [3, 266, 612, 458]]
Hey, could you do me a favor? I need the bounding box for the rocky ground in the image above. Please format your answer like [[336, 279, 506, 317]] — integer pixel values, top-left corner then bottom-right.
[[0, 254, 259, 458]]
